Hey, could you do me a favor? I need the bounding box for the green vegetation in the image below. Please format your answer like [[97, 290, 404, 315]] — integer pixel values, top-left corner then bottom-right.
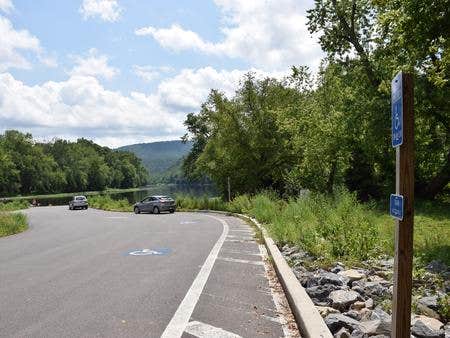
[[0, 200, 29, 211], [0, 130, 149, 197], [119, 141, 193, 184], [0, 213, 28, 237], [182, 0, 449, 201], [175, 191, 449, 266], [89, 195, 132, 212]]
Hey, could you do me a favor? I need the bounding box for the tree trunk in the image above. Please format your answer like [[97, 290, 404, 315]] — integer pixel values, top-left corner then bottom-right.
[[326, 160, 337, 193]]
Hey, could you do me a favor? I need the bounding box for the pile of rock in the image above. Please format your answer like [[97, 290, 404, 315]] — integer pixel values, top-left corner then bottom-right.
[[280, 245, 449, 338]]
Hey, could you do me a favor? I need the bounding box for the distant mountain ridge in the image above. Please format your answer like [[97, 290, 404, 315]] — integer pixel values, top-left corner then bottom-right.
[[118, 140, 192, 183]]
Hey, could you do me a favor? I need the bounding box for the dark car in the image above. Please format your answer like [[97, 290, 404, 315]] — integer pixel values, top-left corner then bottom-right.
[[133, 195, 176, 214], [69, 195, 88, 210]]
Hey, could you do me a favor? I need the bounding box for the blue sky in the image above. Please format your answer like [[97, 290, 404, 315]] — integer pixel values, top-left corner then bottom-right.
[[0, 0, 323, 147]]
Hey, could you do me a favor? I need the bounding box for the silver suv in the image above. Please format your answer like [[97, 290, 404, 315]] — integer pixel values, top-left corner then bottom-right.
[[133, 196, 175, 214], [69, 195, 88, 210]]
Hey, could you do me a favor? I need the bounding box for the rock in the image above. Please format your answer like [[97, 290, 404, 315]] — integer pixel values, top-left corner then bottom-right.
[[419, 296, 439, 311], [294, 269, 314, 287], [411, 315, 445, 338], [365, 298, 374, 309], [352, 280, 390, 298], [339, 269, 366, 282], [343, 310, 362, 321], [351, 301, 366, 310], [359, 308, 372, 321], [316, 306, 340, 318], [332, 264, 345, 274], [329, 290, 361, 311], [426, 260, 448, 274], [368, 307, 391, 336], [306, 284, 340, 303], [334, 327, 351, 338], [445, 324, 450, 338], [308, 272, 350, 288], [324, 314, 360, 334]]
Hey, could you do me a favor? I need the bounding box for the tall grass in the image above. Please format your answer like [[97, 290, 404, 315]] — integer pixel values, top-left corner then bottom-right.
[[0, 213, 28, 237], [89, 195, 132, 212], [0, 200, 29, 211]]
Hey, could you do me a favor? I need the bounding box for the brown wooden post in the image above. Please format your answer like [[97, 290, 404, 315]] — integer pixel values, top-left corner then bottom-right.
[[392, 72, 414, 338]]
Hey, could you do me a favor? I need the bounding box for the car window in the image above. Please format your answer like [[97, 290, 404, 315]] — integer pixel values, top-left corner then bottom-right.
[[142, 197, 150, 202], [75, 196, 86, 201]]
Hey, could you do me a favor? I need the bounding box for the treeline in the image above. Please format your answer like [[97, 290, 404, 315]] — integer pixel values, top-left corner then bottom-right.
[[0, 130, 148, 196], [182, 0, 450, 200]]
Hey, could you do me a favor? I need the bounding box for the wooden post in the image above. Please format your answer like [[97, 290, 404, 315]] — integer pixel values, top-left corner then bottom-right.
[[227, 177, 231, 202], [392, 73, 414, 338]]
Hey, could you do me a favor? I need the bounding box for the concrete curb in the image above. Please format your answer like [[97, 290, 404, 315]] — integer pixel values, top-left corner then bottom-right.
[[186, 210, 332, 338]]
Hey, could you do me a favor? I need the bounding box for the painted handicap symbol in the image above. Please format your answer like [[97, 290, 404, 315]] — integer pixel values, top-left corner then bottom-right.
[[127, 248, 171, 256]]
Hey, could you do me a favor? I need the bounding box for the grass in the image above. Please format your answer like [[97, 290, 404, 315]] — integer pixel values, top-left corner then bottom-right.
[[0, 200, 29, 211], [88, 189, 450, 267], [0, 213, 28, 237], [89, 195, 132, 212]]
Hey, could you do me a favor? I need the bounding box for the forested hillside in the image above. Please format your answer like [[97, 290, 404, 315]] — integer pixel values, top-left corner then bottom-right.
[[0, 130, 148, 197], [183, 0, 450, 201], [119, 141, 192, 183]]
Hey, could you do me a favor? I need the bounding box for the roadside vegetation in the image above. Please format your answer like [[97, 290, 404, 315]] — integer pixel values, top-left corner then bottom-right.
[[176, 191, 449, 267], [0, 213, 28, 237], [89, 195, 132, 212], [0, 200, 29, 211]]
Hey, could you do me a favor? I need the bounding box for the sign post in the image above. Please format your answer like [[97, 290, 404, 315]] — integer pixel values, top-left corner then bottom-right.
[[390, 72, 414, 338]]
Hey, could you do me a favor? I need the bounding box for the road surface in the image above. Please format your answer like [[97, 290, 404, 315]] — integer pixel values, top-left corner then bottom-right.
[[0, 206, 298, 338]]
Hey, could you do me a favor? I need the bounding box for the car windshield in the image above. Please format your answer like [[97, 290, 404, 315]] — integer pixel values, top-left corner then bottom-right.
[[75, 196, 86, 201], [158, 196, 172, 201]]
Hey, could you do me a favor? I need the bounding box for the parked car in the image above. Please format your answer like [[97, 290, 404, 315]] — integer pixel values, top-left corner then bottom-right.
[[69, 195, 88, 210], [133, 195, 176, 214]]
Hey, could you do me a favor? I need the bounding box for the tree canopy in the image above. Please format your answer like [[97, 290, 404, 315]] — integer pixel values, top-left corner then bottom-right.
[[183, 0, 450, 200], [0, 130, 148, 197]]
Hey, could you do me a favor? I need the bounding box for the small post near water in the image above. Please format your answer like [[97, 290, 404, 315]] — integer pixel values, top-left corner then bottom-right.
[[390, 72, 414, 338]]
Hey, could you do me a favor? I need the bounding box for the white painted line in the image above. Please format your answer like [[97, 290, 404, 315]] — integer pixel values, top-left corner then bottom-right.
[[225, 239, 253, 243], [160, 215, 229, 338], [226, 235, 254, 240], [185, 321, 242, 338], [217, 257, 264, 266], [220, 250, 262, 256]]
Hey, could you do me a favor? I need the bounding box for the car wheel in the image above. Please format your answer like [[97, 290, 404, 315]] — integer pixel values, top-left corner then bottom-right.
[[153, 206, 160, 214], [69, 205, 72, 210], [134, 207, 140, 214], [85, 206, 88, 210], [170, 209, 175, 213]]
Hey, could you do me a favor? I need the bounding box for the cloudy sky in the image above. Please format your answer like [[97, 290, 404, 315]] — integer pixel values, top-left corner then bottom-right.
[[0, 0, 323, 148]]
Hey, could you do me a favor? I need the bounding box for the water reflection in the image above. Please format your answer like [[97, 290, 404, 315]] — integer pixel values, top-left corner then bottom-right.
[[15, 184, 218, 206]]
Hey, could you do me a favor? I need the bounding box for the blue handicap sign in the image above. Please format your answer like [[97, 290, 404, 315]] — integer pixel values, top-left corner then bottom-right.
[[390, 194, 404, 220], [391, 72, 403, 147]]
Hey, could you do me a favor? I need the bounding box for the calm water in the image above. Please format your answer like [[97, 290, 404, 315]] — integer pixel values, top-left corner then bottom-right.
[[13, 184, 218, 206]]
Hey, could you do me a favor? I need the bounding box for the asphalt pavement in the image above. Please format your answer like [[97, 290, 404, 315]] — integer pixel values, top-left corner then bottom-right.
[[0, 206, 298, 338]]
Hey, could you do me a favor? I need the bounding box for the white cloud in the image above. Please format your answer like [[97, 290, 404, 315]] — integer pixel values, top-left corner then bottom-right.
[[0, 0, 13, 13], [79, 0, 122, 22], [135, 0, 323, 71], [132, 65, 173, 82], [0, 16, 40, 71], [0, 67, 286, 147], [69, 48, 119, 80]]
